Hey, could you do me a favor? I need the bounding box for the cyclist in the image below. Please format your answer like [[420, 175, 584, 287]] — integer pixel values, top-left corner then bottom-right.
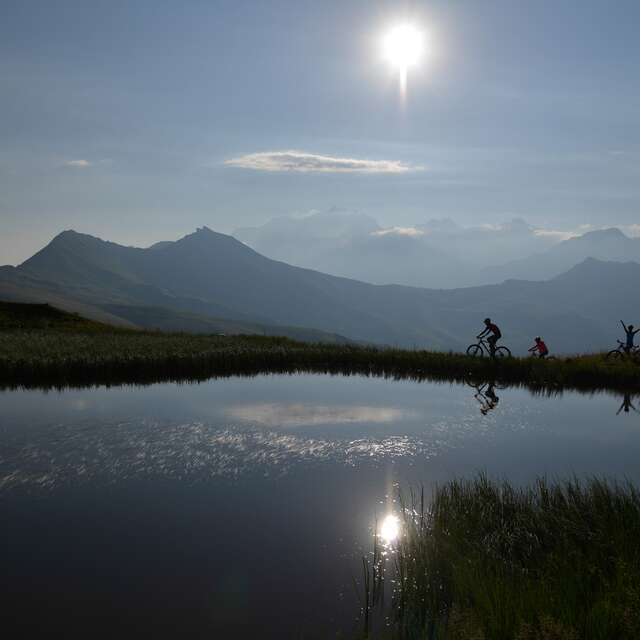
[[528, 336, 549, 358], [477, 318, 502, 356], [620, 320, 639, 354]]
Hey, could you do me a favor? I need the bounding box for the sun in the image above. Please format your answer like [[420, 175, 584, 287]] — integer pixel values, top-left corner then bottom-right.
[[382, 23, 426, 98], [383, 24, 425, 73]]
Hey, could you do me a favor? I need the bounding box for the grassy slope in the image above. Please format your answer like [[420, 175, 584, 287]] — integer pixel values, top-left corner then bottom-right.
[[0, 302, 639, 391]]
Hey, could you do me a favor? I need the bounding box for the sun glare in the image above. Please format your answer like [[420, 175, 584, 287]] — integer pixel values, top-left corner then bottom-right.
[[380, 514, 400, 544], [383, 24, 424, 71], [382, 23, 425, 98]]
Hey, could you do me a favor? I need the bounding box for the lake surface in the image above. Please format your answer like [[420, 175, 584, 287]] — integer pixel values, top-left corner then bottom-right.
[[2, 374, 639, 638]]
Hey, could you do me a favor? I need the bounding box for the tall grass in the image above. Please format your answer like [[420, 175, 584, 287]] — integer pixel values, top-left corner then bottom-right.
[[361, 476, 640, 639], [1, 326, 639, 393]]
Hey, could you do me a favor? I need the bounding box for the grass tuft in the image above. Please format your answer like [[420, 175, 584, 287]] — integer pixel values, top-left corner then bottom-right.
[[362, 476, 640, 639]]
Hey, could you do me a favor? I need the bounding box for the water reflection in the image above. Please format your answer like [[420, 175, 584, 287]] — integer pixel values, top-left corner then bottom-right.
[[468, 380, 502, 415], [617, 393, 639, 416], [226, 403, 411, 427], [0, 419, 441, 492], [3, 375, 640, 495], [379, 514, 401, 544]]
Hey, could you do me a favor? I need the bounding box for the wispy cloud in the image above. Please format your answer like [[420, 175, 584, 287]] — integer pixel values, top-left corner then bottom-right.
[[64, 159, 92, 168], [623, 224, 640, 238], [224, 150, 421, 174], [533, 229, 579, 242], [373, 226, 425, 238]]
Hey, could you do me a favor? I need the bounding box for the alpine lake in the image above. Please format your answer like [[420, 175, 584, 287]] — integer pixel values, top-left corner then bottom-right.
[[2, 372, 639, 638]]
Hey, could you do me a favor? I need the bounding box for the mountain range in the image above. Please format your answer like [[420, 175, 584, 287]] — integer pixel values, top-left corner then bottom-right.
[[234, 210, 640, 289], [1, 226, 638, 354]]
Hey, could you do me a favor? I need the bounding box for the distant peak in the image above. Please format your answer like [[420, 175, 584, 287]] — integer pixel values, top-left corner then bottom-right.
[[178, 227, 238, 245], [582, 227, 628, 239], [49, 229, 99, 245], [54, 229, 80, 238]]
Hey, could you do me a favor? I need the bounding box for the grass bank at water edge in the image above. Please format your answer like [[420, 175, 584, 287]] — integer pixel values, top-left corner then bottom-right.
[[0, 302, 639, 392]]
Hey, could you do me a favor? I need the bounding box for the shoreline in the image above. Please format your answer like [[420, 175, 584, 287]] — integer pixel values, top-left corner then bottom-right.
[[1, 328, 639, 393]]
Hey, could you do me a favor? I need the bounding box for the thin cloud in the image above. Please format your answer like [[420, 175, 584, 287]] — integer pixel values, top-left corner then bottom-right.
[[373, 226, 425, 237], [533, 229, 578, 242], [64, 159, 92, 168], [622, 224, 640, 238], [224, 150, 420, 174]]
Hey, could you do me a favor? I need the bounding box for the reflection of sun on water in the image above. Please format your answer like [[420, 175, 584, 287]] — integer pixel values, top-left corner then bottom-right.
[[380, 514, 400, 544]]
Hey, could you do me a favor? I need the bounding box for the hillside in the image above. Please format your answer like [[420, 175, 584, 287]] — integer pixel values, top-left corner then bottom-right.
[[3, 228, 640, 353], [0, 301, 113, 331]]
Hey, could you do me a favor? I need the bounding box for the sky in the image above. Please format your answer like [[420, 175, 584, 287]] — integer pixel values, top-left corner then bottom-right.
[[1, 0, 639, 264]]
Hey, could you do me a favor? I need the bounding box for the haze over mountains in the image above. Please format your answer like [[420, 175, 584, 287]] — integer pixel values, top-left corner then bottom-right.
[[235, 209, 640, 289], [1, 226, 638, 354]]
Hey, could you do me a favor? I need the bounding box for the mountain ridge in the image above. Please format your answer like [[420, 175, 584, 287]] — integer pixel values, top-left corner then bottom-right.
[[3, 227, 639, 353]]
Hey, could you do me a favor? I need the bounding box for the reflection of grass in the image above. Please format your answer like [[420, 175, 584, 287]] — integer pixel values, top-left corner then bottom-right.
[[1, 302, 640, 392], [361, 476, 640, 640]]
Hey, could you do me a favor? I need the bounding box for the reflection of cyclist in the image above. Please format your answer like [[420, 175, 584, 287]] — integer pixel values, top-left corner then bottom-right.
[[620, 321, 639, 353], [478, 318, 502, 355], [528, 337, 549, 358], [473, 381, 500, 415], [616, 393, 638, 415]]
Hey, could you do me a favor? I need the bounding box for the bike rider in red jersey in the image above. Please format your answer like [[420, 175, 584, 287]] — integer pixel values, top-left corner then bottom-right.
[[528, 336, 549, 358]]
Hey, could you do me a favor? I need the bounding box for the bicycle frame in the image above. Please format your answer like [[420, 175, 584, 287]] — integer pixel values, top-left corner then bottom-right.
[[475, 337, 495, 356], [615, 340, 639, 355]]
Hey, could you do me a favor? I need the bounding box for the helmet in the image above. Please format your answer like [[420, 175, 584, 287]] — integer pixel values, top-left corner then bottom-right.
[[535, 336, 541, 341], [484, 317, 491, 323]]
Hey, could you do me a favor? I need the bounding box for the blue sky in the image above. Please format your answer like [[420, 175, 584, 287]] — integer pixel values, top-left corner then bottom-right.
[[1, 0, 639, 264]]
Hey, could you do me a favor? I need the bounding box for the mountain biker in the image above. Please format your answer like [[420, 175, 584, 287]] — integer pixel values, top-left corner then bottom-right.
[[478, 318, 502, 355], [620, 320, 639, 353], [528, 336, 549, 358]]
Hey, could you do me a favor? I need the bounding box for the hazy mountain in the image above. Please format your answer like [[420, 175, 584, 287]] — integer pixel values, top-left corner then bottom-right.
[[234, 208, 381, 270], [234, 212, 561, 288], [416, 218, 559, 269], [3, 227, 639, 354], [480, 228, 640, 283]]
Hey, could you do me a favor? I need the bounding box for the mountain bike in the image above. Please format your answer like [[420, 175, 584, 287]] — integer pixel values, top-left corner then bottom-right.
[[466, 336, 512, 359], [529, 351, 556, 361], [606, 340, 640, 361]]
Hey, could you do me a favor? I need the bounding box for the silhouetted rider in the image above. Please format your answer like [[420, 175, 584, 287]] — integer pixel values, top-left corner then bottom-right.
[[620, 320, 639, 353], [528, 336, 549, 358], [478, 318, 501, 355]]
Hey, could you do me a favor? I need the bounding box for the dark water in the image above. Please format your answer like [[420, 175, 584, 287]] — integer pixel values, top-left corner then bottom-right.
[[1, 374, 639, 638]]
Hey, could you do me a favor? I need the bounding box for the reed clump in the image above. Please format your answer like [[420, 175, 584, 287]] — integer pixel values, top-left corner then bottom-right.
[[362, 476, 640, 639]]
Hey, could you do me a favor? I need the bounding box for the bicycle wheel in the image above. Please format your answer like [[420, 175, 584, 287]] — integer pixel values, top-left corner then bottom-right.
[[606, 349, 622, 360], [466, 344, 483, 357], [494, 346, 511, 359]]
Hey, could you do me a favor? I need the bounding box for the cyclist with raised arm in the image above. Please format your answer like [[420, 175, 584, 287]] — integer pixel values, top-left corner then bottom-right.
[[528, 336, 549, 358], [478, 318, 502, 356], [620, 320, 639, 354]]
